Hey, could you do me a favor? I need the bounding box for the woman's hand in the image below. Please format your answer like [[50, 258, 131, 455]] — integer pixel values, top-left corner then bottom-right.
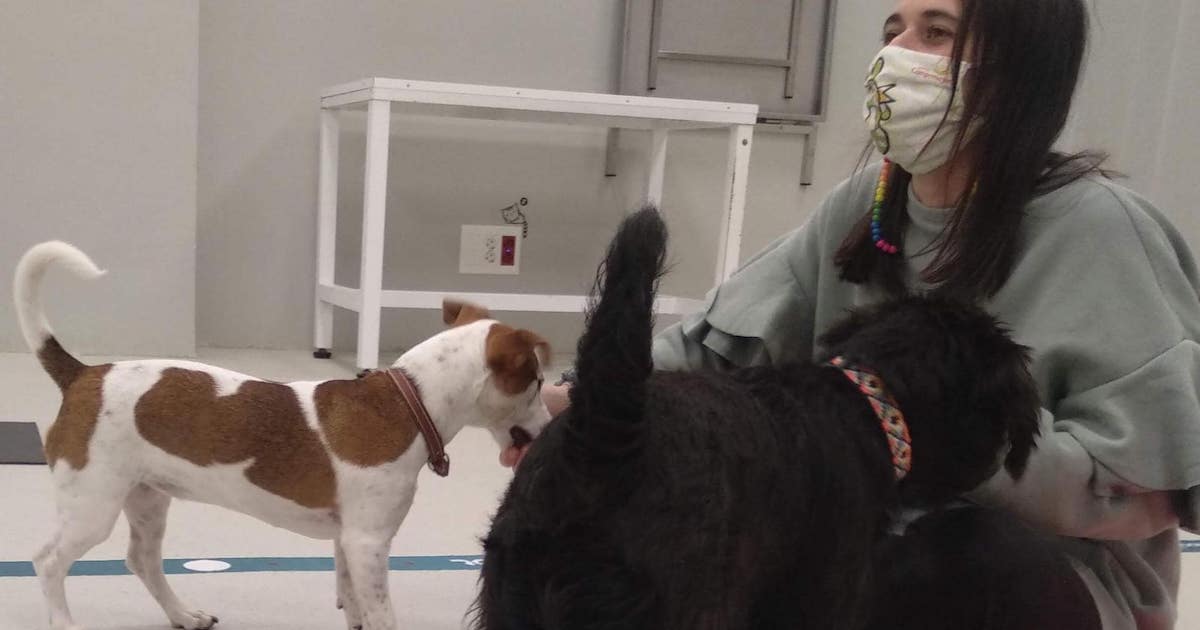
[[541, 381, 571, 417]]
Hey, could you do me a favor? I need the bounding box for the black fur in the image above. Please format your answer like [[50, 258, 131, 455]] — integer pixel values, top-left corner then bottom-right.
[[476, 208, 1042, 630], [866, 506, 1101, 630]]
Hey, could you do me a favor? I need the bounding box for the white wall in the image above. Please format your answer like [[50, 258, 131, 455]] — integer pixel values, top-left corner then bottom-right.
[[1061, 0, 1200, 238], [3, 1, 1195, 359], [195, 0, 879, 355], [0, 1, 198, 356], [197, 0, 625, 353], [1150, 0, 1200, 243]]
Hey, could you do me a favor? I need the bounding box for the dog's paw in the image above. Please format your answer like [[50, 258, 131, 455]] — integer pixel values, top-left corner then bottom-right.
[[170, 610, 219, 630], [338, 595, 363, 629]]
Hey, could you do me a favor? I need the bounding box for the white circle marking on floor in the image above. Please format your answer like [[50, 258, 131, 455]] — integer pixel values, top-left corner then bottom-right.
[[182, 559, 232, 572]]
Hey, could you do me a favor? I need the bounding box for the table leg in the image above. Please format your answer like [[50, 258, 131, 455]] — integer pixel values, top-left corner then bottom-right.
[[646, 128, 669, 208], [314, 108, 339, 358], [715, 124, 753, 284], [356, 99, 391, 371]]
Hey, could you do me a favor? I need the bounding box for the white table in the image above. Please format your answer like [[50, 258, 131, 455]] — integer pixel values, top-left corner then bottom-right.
[[314, 78, 758, 370]]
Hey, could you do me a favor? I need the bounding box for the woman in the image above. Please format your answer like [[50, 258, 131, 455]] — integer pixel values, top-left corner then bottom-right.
[[539, 0, 1200, 627]]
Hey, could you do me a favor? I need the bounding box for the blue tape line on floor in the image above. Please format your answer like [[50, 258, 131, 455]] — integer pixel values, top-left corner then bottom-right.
[[0, 554, 484, 578], [2, 545, 1198, 578]]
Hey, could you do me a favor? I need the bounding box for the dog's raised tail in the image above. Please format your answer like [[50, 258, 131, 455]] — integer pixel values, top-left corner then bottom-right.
[[13, 241, 105, 390], [567, 207, 667, 461]]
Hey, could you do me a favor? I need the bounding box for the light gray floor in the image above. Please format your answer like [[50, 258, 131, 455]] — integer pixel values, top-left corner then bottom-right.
[[0, 349, 1196, 629]]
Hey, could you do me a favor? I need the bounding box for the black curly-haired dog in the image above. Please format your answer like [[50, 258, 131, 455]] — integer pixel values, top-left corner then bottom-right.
[[475, 208, 1043, 630], [866, 506, 1102, 630]]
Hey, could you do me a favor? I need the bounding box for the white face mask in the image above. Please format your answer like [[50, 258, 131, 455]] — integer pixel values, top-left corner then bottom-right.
[[863, 46, 973, 175]]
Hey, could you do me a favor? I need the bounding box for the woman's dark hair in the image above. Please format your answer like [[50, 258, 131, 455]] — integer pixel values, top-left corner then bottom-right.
[[835, 0, 1108, 300]]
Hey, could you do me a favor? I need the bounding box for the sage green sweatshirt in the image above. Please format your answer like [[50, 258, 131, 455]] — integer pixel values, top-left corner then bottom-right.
[[653, 163, 1200, 629]]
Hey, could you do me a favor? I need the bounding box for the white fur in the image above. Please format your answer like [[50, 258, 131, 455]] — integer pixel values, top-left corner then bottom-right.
[[13, 241, 106, 353], [19, 243, 551, 630]]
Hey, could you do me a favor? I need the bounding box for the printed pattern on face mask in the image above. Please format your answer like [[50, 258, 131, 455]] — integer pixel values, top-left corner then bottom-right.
[[865, 56, 897, 154], [861, 46, 973, 175]]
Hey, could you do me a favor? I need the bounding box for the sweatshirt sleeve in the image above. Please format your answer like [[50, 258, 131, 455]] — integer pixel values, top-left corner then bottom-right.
[[651, 226, 815, 371], [651, 173, 866, 372], [967, 409, 1182, 541], [969, 181, 1200, 538]]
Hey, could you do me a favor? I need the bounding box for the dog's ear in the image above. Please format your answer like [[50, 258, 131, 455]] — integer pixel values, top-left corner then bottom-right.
[[1002, 383, 1040, 478], [971, 340, 1041, 479], [486, 326, 550, 395], [443, 299, 491, 327], [521, 331, 552, 368], [817, 305, 876, 353]]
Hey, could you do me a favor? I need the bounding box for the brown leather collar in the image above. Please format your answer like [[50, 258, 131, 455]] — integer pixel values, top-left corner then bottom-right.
[[385, 368, 450, 477]]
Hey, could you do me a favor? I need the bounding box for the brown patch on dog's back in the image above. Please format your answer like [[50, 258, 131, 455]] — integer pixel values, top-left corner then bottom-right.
[[443, 299, 491, 327], [134, 369, 336, 509], [45, 364, 113, 469], [486, 324, 551, 395], [315, 371, 419, 467]]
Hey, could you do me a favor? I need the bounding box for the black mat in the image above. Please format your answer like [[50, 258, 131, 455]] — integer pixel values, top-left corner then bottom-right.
[[0, 422, 47, 464]]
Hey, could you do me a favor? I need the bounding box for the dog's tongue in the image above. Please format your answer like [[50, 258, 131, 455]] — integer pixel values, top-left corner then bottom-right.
[[500, 443, 531, 469]]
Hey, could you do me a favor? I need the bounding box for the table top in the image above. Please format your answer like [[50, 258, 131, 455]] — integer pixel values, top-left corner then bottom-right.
[[321, 77, 758, 130]]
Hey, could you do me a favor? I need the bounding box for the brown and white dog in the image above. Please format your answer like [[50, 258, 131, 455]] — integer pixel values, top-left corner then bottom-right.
[[14, 241, 552, 630]]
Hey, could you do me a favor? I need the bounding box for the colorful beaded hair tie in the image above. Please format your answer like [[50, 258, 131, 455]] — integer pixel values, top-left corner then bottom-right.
[[871, 159, 899, 255]]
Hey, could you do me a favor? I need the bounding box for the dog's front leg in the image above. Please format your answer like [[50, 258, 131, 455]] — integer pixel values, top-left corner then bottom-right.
[[339, 530, 398, 630], [335, 540, 364, 630]]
